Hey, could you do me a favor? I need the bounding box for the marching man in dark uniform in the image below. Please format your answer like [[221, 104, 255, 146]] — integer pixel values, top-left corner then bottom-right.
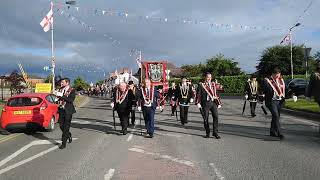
[[196, 72, 222, 139], [137, 78, 159, 138], [111, 82, 133, 135], [128, 80, 138, 125], [168, 82, 178, 116], [306, 64, 320, 108], [176, 78, 194, 126], [244, 74, 260, 117], [262, 67, 296, 140], [56, 78, 76, 149]]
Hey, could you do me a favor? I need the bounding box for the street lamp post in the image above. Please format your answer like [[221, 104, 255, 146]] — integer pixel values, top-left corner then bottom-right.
[[289, 23, 301, 79]]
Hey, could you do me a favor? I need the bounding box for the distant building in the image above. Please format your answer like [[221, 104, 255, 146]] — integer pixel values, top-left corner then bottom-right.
[[107, 68, 139, 86]]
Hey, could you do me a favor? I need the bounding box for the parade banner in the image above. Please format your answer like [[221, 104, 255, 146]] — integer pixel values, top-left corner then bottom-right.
[[35, 83, 52, 93]]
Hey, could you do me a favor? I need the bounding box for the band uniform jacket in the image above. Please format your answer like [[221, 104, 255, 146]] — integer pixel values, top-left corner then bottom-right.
[[196, 81, 222, 107], [176, 84, 193, 106], [168, 87, 178, 106], [262, 76, 292, 106], [138, 86, 159, 110], [112, 87, 134, 111], [306, 72, 320, 99], [59, 88, 76, 115], [130, 86, 139, 107], [244, 79, 260, 102]]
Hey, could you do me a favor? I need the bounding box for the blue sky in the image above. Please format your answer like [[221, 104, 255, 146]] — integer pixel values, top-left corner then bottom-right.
[[0, 0, 319, 82]]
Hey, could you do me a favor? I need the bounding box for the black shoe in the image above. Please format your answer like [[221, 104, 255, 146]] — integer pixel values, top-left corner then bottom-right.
[[149, 134, 153, 138], [251, 114, 256, 117], [68, 134, 72, 143], [213, 133, 221, 139], [171, 113, 174, 116], [204, 134, 210, 138], [59, 144, 66, 149], [123, 130, 127, 135], [270, 133, 277, 137], [279, 135, 284, 140]]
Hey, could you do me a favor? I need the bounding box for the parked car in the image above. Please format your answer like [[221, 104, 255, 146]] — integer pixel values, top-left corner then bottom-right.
[[285, 78, 308, 97], [0, 93, 59, 131]]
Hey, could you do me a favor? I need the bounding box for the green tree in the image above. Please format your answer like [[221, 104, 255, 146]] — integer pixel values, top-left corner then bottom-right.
[[44, 74, 53, 83], [73, 76, 89, 91], [314, 51, 320, 63], [6, 70, 25, 95], [256, 45, 307, 77], [204, 54, 243, 76], [180, 64, 204, 77]]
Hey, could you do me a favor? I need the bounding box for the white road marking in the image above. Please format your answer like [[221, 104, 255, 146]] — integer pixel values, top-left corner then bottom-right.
[[127, 125, 136, 142], [127, 134, 133, 142], [0, 138, 78, 174], [209, 163, 225, 180], [104, 168, 115, 180], [155, 132, 182, 138], [129, 147, 194, 167], [0, 146, 58, 175]]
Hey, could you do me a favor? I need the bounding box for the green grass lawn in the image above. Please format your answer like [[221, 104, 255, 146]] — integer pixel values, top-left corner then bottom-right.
[[285, 98, 320, 113]]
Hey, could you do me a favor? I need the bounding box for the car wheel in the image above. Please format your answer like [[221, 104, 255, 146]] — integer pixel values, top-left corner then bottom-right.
[[46, 116, 55, 132]]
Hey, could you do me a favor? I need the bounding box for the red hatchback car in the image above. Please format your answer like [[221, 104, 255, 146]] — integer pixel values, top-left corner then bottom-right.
[[0, 93, 59, 131]]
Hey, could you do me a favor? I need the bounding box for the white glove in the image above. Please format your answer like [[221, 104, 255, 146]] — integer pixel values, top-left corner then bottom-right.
[[56, 92, 63, 97], [197, 104, 202, 109], [137, 106, 142, 111], [245, 95, 248, 100], [306, 97, 311, 101], [218, 105, 222, 109], [190, 98, 194, 103], [159, 106, 163, 111], [110, 102, 114, 108], [292, 95, 298, 102]]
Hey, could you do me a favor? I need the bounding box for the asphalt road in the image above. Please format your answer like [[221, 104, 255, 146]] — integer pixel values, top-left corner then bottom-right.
[[0, 96, 320, 180]]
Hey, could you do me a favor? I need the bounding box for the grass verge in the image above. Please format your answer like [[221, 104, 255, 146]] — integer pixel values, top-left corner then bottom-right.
[[284, 98, 320, 113]]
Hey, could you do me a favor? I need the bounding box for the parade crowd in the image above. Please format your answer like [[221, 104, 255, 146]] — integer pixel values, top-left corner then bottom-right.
[[3, 65, 318, 150]]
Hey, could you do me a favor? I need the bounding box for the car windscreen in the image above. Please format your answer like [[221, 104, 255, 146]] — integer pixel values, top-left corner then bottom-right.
[[7, 97, 43, 107]]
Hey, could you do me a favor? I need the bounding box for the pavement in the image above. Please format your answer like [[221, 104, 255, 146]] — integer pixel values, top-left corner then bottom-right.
[[0, 96, 319, 180]]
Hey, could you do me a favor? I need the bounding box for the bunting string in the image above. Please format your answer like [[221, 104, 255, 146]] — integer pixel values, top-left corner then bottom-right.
[[59, 5, 286, 32]]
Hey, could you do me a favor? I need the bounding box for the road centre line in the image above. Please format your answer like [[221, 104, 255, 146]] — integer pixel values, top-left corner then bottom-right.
[[104, 168, 115, 180], [129, 147, 194, 167]]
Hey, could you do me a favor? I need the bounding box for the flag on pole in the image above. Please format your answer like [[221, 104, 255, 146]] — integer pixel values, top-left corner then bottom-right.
[[40, 2, 53, 32], [136, 56, 142, 68], [280, 34, 291, 45], [129, 69, 133, 80]]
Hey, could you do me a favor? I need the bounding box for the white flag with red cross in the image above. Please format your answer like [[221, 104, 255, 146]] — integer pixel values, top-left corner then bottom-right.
[[40, 2, 53, 32]]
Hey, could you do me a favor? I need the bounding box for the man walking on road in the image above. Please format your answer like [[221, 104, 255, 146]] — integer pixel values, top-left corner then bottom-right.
[[196, 72, 222, 139], [306, 64, 320, 109], [128, 80, 138, 125], [137, 78, 159, 138], [244, 74, 260, 117], [262, 67, 296, 140], [111, 82, 133, 135], [56, 78, 76, 149], [168, 82, 178, 116], [176, 78, 194, 126]]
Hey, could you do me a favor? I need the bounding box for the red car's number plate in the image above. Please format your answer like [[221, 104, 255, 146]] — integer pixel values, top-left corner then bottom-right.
[[13, 110, 32, 115]]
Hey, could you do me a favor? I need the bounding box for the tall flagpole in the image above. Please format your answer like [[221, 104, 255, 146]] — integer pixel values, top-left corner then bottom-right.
[[290, 30, 293, 79], [51, 1, 55, 92]]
